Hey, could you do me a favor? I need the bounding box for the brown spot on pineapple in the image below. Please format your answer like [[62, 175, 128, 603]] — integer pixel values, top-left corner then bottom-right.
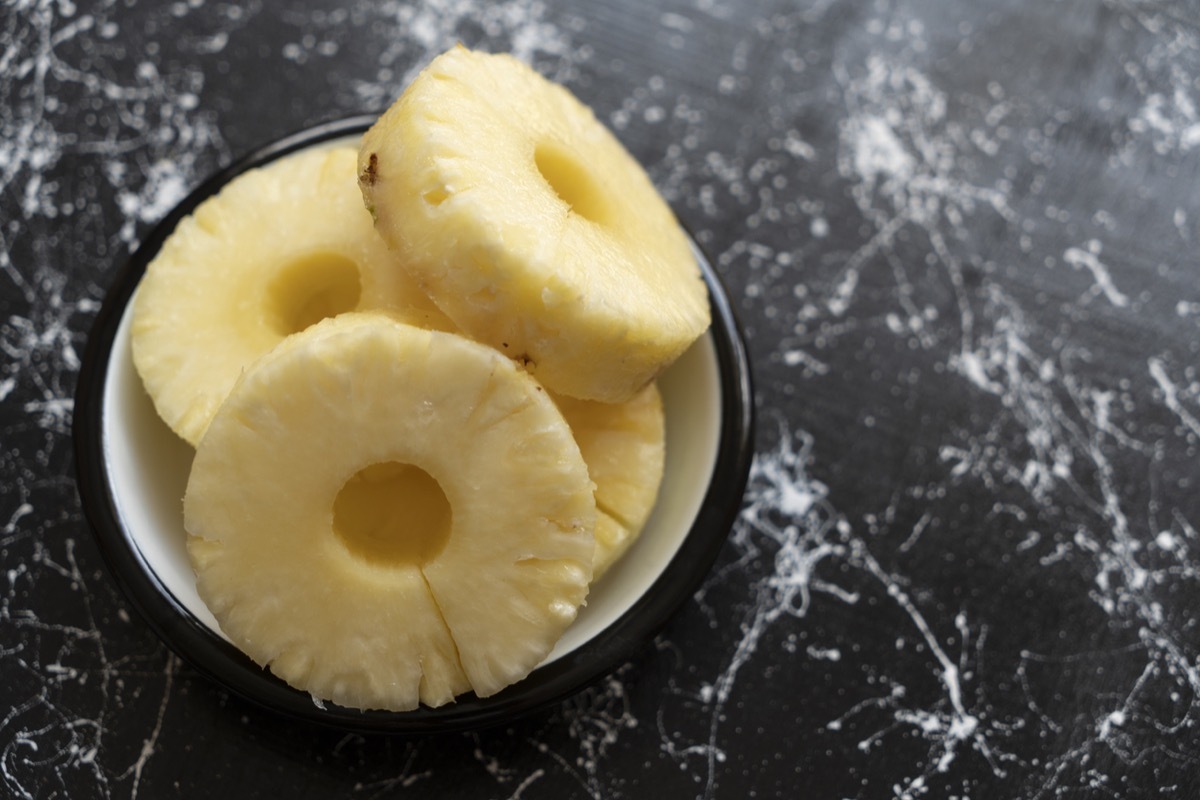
[[360, 153, 379, 188]]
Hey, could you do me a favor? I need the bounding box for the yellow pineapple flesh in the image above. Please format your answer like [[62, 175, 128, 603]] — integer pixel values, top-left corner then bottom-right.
[[132, 146, 451, 446], [358, 46, 711, 403], [554, 384, 666, 579], [183, 313, 595, 710]]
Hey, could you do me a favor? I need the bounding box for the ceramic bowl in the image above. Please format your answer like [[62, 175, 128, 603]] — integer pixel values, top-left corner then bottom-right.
[[74, 116, 754, 733]]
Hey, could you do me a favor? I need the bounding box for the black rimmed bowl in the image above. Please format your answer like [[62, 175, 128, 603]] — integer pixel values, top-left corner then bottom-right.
[[73, 116, 754, 734]]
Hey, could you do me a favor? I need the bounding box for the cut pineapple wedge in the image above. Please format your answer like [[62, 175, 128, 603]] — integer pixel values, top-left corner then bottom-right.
[[359, 46, 711, 403], [184, 312, 595, 710], [132, 146, 451, 446], [554, 384, 665, 580]]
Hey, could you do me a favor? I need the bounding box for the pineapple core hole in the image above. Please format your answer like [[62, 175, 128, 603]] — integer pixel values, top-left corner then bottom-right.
[[333, 462, 452, 567], [268, 252, 362, 335], [534, 143, 610, 224]]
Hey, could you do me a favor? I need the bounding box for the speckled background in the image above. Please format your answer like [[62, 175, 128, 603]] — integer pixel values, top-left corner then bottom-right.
[[3, 0, 1199, 797]]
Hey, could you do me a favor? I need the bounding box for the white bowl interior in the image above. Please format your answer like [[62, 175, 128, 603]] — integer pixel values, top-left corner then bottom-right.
[[102, 295, 723, 669]]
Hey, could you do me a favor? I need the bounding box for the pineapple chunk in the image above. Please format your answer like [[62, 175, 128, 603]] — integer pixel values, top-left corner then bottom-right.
[[184, 313, 595, 710], [555, 384, 665, 579], [132, 146, 451, 446], [358, 46, 711, 403]]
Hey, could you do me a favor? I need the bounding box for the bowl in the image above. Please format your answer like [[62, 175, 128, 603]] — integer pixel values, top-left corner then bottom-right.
[[73, 116, 754, 733]]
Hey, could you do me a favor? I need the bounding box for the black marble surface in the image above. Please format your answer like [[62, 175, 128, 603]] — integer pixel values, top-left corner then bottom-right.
[[3, 0, 1200, 797]]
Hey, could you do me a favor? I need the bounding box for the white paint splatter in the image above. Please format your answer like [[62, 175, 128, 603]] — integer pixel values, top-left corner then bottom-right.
[[1148, 357, 1200, 437], [1062, 243, 1130, 308]]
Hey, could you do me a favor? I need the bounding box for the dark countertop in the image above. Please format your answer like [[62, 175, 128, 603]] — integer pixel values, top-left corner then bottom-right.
[[3, 1, 1199, 797]]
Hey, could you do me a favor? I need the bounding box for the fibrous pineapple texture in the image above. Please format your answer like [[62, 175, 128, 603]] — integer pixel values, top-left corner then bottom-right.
[[555, 384, 665, 580], [132, 146, 450, 446], [184, 313, 596, 710], [358, 46, 710, 403]]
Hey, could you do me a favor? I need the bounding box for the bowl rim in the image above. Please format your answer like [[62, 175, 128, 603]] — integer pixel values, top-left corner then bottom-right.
[[72, 115, 755, 734]]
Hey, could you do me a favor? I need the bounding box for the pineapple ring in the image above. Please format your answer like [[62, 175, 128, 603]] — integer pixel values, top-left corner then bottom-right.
[[554, 384, 665, 580], [131, 146, 450, 447], [184, 313, 596, 711], [358, 46, 711, 403]]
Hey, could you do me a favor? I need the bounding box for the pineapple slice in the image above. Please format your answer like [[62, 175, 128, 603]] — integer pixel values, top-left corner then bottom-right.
[[132, 146, 451, 446], [358, 46, 711, 403], [184, 312, 595, 710], [555, 384, 665, 580]]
